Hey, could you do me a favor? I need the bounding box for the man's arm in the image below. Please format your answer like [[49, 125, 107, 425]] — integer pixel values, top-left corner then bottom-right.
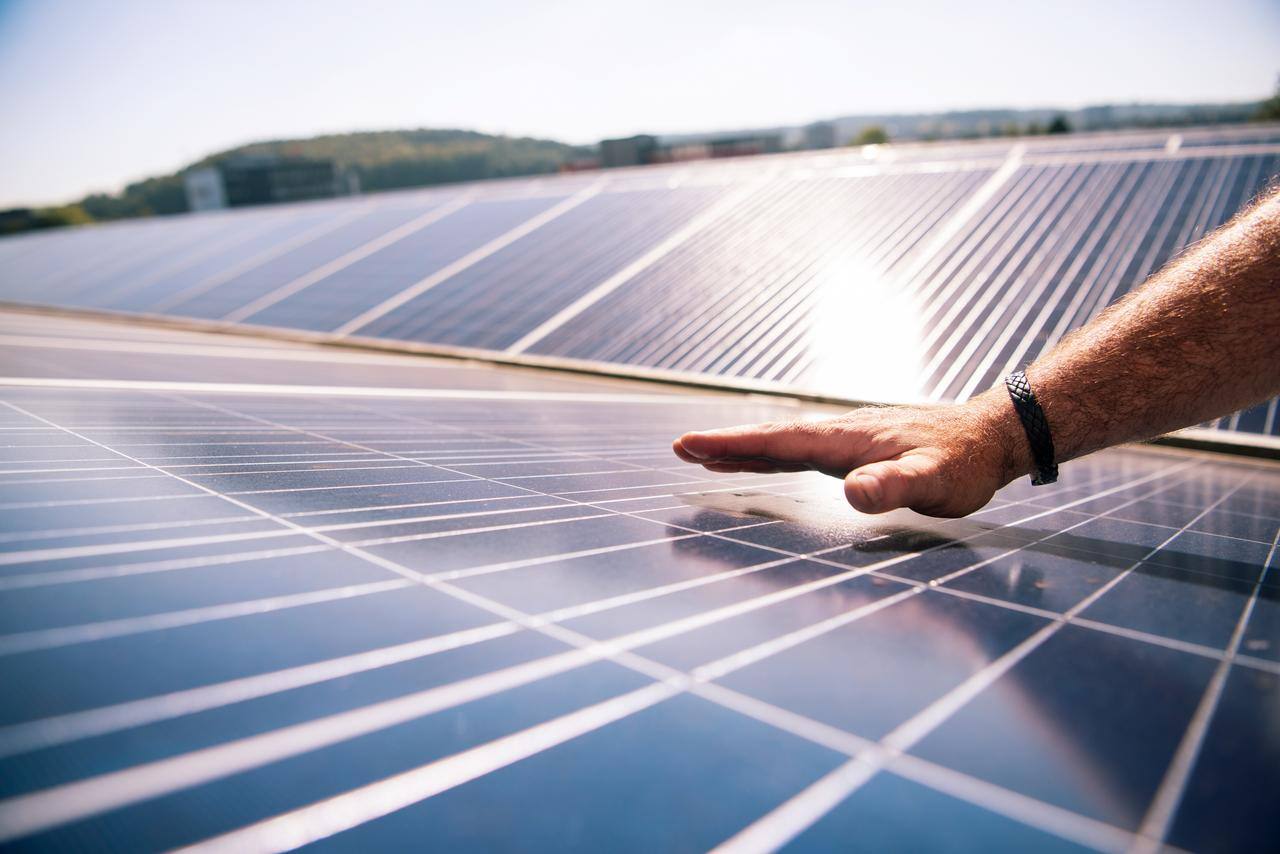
[[672, 185, 1280, 517]]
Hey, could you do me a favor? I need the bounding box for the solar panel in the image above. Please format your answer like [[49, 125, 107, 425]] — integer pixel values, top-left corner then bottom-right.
[[3, 215, 240, 306], [154, 204, 439, 320], [524, 169, 997, 399], [239, 193, 570, 333], [913, 156, 1277, 396], [0, 311, 1276, 850], [109, 213, 354, 314], [353, 185, 730, 349], [0, 126, 1277, 441]]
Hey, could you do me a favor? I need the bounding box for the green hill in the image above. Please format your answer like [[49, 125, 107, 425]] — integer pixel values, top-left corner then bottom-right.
[[204, 129, 591, 192], [55, 129, 591, 226]]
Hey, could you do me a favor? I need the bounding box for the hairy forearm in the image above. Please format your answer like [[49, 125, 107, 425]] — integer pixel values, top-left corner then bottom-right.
[[970, 184, 1280, 474]]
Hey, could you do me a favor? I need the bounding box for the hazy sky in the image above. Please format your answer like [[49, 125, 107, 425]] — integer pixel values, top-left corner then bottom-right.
[[1, 0, 1277, 207]]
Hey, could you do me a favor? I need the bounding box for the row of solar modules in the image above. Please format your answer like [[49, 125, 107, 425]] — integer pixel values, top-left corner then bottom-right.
[[1, 124, 1278, 435]]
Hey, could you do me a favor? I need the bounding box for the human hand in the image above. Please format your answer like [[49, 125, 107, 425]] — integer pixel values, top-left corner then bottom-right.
[[672, 393, 1032, 518]]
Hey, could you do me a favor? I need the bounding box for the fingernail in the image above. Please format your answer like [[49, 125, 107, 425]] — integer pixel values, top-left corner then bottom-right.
[[686, 435, 716, 460], [855, 474, 882, 506], [681, 434, 710, 459]]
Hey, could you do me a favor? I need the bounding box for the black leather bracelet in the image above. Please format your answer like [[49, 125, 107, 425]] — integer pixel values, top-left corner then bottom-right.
[[1004, 370, 1058, 486]]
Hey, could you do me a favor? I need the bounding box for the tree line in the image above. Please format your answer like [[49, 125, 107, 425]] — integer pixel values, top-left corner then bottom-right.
[[3, 129, 590, 235]]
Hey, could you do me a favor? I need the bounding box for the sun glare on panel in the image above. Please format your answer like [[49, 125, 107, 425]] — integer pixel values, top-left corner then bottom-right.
[[802, 255, 927, 402]]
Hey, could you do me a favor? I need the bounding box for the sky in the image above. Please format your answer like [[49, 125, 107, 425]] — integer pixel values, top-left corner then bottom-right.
[[1, 0, 1277, 208]]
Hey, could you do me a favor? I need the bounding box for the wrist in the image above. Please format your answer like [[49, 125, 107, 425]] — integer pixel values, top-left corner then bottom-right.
[[963, 389, 1036, 487]]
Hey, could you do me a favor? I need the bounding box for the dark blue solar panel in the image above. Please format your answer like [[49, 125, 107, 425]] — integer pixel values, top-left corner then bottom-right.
[[97, 209, 344, 313], [159, 202, 449, 321], [1, 130, 1277, 439], [353, 186, 726, 350], [242, 195, 566, 332], [0, 215, 239, 306], [0, 227, 132, 298], [1025, 137, 1171, 156], [1180, 125, 1280, 148], [910, 155, 1279, 409], [527, 170, 991, 398], [0, 316, 1275, 852]]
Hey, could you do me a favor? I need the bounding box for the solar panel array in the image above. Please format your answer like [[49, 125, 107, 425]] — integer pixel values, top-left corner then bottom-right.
[[1, 124, 1278, 438], [1, 311, 1277, 851]]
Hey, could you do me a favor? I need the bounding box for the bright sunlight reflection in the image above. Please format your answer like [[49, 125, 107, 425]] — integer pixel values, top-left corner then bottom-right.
[[803, 255, 928, 402]]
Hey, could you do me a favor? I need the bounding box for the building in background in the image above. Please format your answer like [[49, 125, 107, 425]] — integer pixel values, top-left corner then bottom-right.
[[803, 121, 839, 149], [184, 156, 359, 211], [183, 169, 228, 212], [706, 134, 783, 158], [599, 132, 784, 168], [599, 135, 658, 168]]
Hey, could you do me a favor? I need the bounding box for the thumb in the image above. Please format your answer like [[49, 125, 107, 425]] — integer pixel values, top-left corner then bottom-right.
[[843, 456, 942, 515]]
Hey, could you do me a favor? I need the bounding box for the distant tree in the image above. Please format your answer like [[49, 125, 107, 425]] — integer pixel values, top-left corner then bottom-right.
[[79, 193, 137, 220], [1047, 115, 1073, 134], [81, 175, 187, 220], [47, 128, 589, 227], [851, 125, 889, 145], [124, 176, 188, 215], [0, 204, 93, 236], [1025, 121, 1046, 135], [1255, 78, 1280, 121], [43, 205, 93, 227]]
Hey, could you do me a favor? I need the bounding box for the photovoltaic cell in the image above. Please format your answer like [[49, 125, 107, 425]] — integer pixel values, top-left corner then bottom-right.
[[0, 126, 1277, 438], [528, 169, 994, 399], [0, 312, 1276, 850], [903, 155, 1280, 425], [243, 194, 568, 332], [1181, 125, 1280, 148], [96, 209, 347, 313], [354, 186, 728, 349], [0, 214, 242, 305], [156, 204, 438, 320]]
